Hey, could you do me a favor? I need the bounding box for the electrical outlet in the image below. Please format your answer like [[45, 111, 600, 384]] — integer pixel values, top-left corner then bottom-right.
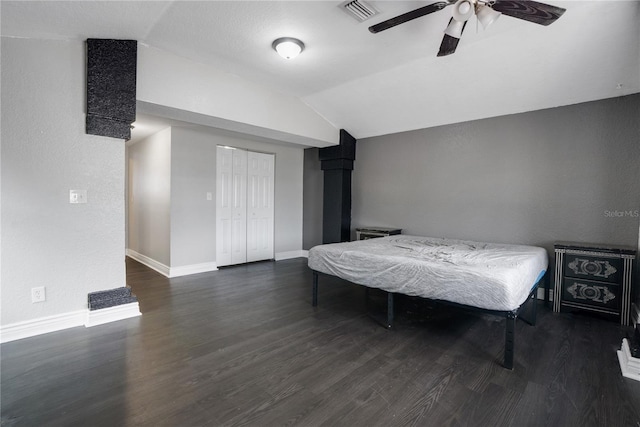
[[31, 287, 46, 303]]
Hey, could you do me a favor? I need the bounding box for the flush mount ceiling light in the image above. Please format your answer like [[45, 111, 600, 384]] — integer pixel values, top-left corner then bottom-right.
[[272, 37, 305, 60]]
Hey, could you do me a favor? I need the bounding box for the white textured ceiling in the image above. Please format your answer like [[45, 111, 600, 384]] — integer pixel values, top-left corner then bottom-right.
[[2, 0, 639, 142]]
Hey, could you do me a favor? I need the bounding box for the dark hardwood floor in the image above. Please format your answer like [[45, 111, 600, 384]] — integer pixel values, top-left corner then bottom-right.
[[2, 258, 639, 426]]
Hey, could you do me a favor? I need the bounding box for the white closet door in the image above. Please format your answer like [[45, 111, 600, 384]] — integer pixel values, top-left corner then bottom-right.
[[216, 147, 248, 267], [247, 152, 274, 262], [230, 149, 248, 265], [217, 147, 274, 267], [216, 146, 233, 267]]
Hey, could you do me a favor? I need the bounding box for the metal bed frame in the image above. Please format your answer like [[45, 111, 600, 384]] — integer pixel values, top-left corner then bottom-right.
[[311, 270, 547, 370]]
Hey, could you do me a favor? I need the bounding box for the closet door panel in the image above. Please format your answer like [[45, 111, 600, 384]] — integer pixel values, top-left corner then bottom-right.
[[230, 149, 248, 265], [247, 152, 274, 262], [216, 147, 233, 267]]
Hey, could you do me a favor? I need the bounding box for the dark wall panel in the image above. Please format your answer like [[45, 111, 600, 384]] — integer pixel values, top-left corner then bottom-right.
[[319, 130, 356, 244], [86, 39, 137, 140]]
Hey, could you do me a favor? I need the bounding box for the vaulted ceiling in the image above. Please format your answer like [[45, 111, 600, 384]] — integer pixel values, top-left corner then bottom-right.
[[2, 1, 639, 143]]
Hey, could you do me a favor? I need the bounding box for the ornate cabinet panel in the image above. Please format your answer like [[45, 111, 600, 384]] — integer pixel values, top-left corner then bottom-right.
[[564, 254, 623, 284], [561, 279, 621, 312], [554, 242, 636, 325]]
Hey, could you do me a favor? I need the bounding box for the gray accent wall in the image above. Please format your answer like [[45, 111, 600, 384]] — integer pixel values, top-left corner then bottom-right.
[[350, 94, 640, 253]]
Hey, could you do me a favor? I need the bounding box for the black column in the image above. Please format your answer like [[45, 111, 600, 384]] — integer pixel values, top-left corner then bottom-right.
[[319, 129, 356, 244], [86, 39, 137, 140]]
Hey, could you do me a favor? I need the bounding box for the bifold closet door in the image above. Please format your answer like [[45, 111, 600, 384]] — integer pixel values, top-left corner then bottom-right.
[[247, 152, 274, 262], [216, 147, 247, 267], [216, 147, 274, 267]]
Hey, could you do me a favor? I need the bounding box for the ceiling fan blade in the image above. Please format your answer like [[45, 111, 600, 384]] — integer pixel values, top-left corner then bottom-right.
[[492, 0, 566, 26], [369, 2, 450, 34], [437, 19, 466, 57]]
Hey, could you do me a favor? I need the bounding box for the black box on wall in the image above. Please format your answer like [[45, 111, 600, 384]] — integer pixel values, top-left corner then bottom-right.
[[319, 130, 356, 244], [86, 39, 137, 140]]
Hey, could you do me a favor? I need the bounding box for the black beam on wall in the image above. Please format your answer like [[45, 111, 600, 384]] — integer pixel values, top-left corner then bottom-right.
[[319, 129, 356, 244], [86, 39, 137, 140]]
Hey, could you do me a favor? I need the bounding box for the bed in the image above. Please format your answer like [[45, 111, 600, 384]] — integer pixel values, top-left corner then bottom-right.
[[308, 235, 549, 369]]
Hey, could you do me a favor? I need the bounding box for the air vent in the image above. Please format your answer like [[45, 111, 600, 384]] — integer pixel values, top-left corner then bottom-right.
[[341, 0, 379, 22]]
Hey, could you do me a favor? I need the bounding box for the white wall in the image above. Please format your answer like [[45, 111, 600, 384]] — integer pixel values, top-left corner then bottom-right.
[[127, 126, 304, 271], [127, 128, 172, 266], [1, 37, 126, 326], [228, 131, 303, 256], [1, 36, 316, 334], [171, 127, 304, 260], [137, 44, 338, 148], [169, 127, 217, 267]]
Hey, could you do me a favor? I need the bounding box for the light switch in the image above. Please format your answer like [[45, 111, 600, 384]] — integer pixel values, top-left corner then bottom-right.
[[70, 189, 87, 204], [206, 192, 213, 201]]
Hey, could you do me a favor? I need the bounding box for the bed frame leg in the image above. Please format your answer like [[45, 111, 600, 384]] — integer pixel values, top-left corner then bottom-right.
[[531, 291, 538, 326], [504, 311, 516, 370], [386, 292, 394, 329], [312, 271, 318, 307], [520, 288, 538, 327]]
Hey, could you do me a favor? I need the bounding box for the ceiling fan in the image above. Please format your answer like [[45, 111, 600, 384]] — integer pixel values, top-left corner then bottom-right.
[[368, 0, 566, 57]]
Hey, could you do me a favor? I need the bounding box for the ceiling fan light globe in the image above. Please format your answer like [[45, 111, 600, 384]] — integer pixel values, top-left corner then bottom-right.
[[452, 0, 474, 22], [444, 20, 465, 38], [476, 5, 501, 29]]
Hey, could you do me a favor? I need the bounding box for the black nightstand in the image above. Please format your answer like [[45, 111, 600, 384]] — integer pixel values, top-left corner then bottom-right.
[[553, 241, 636, 325], [355, 227, 402, 240]]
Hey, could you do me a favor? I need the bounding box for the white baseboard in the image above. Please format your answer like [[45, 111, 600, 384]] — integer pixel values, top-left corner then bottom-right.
[[617, 338, 640, 381], [169, 262, 218, 278], [275, 250, 307, 261], [1, 310, 86, 343], [85, 302, 141, 327], [1, 302, 143, 343], [127, 249, 218, 278], [126, 249, 170, 277]]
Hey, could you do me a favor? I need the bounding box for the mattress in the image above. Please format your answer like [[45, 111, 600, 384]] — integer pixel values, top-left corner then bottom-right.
[[308, 235, 548, 311]]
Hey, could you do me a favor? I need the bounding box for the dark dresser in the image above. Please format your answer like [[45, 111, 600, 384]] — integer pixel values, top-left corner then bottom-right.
[[553, 241, 636, 325], [355, 227, 402, 240]]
